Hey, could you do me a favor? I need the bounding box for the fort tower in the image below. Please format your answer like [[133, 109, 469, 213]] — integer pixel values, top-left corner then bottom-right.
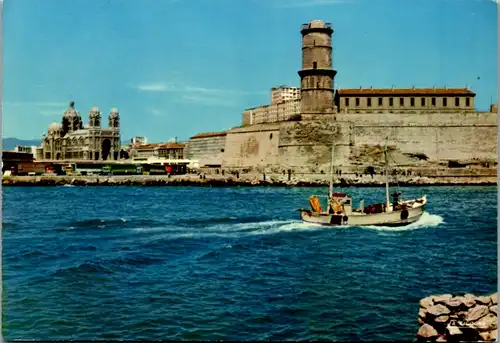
[[298, 20, 337, 117]]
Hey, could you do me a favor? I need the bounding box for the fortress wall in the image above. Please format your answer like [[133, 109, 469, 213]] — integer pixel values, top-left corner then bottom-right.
[[274, 111, 497, 171], [353, 125, 497, 162], [277, 120, 351, 173], [339, 111, 497, 126], [222, 123, 281, 169], [185, 135, 227, 166]]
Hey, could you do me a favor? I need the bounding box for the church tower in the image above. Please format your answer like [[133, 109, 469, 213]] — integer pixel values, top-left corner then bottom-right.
[[298, 20, 337, 117]]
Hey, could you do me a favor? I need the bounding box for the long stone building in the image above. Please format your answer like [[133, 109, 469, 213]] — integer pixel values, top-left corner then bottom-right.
[[188, 19, 498, 172], [41, 101, 121, 161]]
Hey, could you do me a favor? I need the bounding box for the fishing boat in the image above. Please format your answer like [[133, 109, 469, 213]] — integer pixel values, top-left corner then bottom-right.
[[298, 138, 427, 227]]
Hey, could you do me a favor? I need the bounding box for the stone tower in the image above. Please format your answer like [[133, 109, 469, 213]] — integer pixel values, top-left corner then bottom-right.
[[88, 106, 101, 127], [298, 20, 337, 117], [108, 108, 120, 128]]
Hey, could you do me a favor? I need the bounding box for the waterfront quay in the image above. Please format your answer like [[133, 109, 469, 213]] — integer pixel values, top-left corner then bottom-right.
[[3, 169, 497, 187]]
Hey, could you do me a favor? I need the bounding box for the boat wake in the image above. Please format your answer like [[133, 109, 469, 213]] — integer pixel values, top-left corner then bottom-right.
[[119, 212, 442, 244], [130, 218, 321, 242]]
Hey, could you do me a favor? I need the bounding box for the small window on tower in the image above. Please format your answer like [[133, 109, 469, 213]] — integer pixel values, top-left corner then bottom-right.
[[399, 97, 404, 106], [410, 98, 415, 107], [432, 97, 436, 106], [389, 98, 394, 107], [355, 98, 360, 107], [378, 97, 383, 106], [466, 97, 470, 107], [345, 98, 350, 107], [443, 98, 448, 107], [313, 62, 317, 69], [455, 97, 459, 107], [367, 98, 372, 107], [421, 98, 426, 106]]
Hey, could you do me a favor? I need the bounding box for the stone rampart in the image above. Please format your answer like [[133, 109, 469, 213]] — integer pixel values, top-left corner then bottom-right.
[[221, 111, 497, 173], [222, 123, 281, 169]]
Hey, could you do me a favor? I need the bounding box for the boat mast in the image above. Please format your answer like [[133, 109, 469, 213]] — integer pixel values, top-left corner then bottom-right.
[[384, 137, 390, 211], [329, 141, 335, 198]]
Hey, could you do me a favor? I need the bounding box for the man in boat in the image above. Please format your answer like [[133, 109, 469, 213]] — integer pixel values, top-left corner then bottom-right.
[[328, 197, 344, 214], [391, 192, 401, 210]]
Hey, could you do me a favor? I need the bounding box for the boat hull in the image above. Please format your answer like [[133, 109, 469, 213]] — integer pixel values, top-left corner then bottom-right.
[[299, 196, 427, 227]]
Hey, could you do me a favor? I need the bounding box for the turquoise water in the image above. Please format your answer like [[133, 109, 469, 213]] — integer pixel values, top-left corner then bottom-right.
[[2, 185, 497, 340]]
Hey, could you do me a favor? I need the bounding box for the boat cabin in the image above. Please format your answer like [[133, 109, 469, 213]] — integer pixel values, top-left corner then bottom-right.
[[328, 192, 353, 215]]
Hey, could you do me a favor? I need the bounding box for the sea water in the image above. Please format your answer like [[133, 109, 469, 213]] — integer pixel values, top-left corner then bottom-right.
[[2, 185, 497, 340]]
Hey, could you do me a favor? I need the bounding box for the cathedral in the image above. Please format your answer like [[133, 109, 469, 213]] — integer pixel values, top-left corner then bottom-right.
[[41, 101, 121, 161]]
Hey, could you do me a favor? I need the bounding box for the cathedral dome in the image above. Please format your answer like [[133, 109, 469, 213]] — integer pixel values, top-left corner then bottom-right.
[[63, 101, 79, 118], [109, 108, 119, 118], [89, 106, 101, 117], [48, 122, 61, 133]]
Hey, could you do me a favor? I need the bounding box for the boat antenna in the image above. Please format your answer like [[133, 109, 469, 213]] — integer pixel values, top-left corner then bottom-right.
[[329, 141, 335, 198], [384, 137, 390, 211]]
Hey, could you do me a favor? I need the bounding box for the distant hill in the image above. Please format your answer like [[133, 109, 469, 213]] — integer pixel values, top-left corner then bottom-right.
[[3, 137, 41, 151]]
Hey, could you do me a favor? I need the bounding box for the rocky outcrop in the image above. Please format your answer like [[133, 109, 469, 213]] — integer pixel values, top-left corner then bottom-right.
[[417, 292, 498, 342]]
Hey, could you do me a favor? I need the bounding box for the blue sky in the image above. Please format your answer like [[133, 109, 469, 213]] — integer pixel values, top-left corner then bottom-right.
[[2, 0, 498, 142]]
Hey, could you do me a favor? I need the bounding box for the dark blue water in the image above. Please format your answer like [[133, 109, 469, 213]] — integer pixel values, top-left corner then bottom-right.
[[2, 186, 497, 340]]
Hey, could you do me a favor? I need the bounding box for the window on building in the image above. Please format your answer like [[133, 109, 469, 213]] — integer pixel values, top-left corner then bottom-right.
[[345, 98, 350, 107], [313, 61, 317, 69], [455, 97, 459, 107], [421, 98, 426, 106], [431, 97, 436, 106], [466, 97, 470, 107], [355, 98, 360, 107], [399, 98, 404, 106], [389, 98, 394, 107], [378, 97, 383, 106], [367, 98, 372, 107], [410, 98, 415, 107], [443, 98, 448, 107]]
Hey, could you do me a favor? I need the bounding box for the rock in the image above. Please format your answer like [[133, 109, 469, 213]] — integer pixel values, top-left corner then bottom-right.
[[466, 305, 490, 322], [464, 294, 476, 308], [435, 334, 447, 342], [473, 313, 497, 331], [435, 315, 450, 324], [419, 308, 427, 319], [418, 323, 439, 339], [428, 304, 451, 317], [457, 311, 469, 320], [420, 296, 434, 309], [446, 296, 467, 310], [477, 296, 492, 306], [479, 329, 498, 341], [489, 304, 498, 316], [490, 293, 498, 305], [446, 325, 463, 336], [434, 294, 453, 305]]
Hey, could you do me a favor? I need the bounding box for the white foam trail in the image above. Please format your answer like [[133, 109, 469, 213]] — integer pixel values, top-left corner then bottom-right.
[[250, 220, 323, 235], [205, 219, 295, 233], [363, 212, 444, 232]]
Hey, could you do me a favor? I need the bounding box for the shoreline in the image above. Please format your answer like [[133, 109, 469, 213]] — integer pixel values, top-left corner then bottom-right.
[[2, 175, 497, 187]]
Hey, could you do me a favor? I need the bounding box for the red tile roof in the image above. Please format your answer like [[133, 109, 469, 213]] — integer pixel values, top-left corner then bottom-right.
[[338, 88, 476, 96], [190, 131, 227, 139]]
